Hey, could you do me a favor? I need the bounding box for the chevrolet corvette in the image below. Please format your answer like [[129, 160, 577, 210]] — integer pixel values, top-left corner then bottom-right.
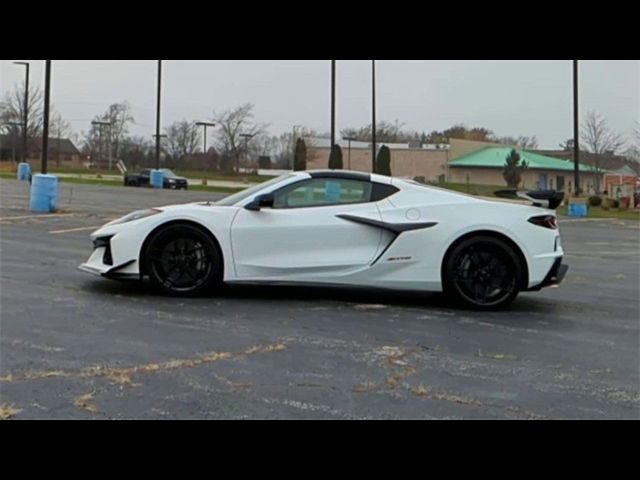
[[79, 170, 568, 309]]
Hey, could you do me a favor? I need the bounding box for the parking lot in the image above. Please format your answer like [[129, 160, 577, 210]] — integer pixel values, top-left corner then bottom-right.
[[0, 177, 638, 419]]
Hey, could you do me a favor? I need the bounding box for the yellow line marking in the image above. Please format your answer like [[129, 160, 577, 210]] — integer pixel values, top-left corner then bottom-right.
[[49, 226, 101, 234], [0, 342, 287, 386]]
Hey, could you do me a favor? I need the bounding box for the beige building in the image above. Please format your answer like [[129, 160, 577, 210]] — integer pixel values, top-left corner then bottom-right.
[[308, 138, 507, 182], [306, 138, 602, 192]]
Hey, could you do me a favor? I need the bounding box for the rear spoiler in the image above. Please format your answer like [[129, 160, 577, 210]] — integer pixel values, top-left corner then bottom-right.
[[494, 189, 565, 210]]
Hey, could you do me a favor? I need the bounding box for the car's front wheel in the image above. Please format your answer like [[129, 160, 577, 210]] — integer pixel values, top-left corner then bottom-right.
[[143, 223, 222, 296], [443, 236, 521, 310]]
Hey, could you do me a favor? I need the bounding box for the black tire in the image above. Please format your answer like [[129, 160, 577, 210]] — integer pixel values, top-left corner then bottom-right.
[[143, 223, 222, 296], [443, 235, 521, 310]]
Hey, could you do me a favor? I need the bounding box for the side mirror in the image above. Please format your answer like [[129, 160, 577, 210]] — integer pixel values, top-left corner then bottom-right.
[[245, 193, 274, 211]]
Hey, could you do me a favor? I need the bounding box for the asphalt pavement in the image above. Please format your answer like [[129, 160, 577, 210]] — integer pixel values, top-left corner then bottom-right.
[[1, 178, 638, 419]]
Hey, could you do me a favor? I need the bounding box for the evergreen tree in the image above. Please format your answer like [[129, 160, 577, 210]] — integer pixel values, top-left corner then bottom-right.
[[328, 144, 343, 169], [502, 149, 528, 188], [376, 145, 392, 176], [293, 138, 307, 171]]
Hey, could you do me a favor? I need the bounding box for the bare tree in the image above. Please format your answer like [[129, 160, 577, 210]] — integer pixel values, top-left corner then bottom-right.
[[581, 110, 626, 192], [497, 135, 539, 150], [0, 82, 44, 159], [255, 127, 320, 169], [559, 138, 575, 151], [164, 120, 201, 162], [86, 102, 134, 161], [623, 121, 640, 174], [341, 120, 411, 143], [50, 112, 73, 167], [213, 103, 267, 173], [120, 136, 154, 169], [81, 128, 100, 165], [0, 82, 44, 137]]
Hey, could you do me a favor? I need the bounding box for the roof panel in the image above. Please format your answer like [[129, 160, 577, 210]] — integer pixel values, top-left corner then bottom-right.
[[449, 147, 599, 173]]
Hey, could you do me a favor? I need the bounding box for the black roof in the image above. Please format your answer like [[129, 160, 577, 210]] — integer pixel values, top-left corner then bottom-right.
[[308, 170, 371, 182]]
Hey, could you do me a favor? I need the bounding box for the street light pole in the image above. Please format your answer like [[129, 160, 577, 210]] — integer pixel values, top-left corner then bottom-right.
[[13, 62, 30, 163], [573, 60, 580, 196], [155, 60, 163, 171], [331, 60, 336, 148], [371, 60, 377, 174], [343, 136, 356, 170], [41, 61, 52, 174], [196, 121, 216, 156]]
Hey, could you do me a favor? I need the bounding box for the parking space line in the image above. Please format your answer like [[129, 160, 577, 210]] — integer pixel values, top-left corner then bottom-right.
[[0, 213, 75, 223], [49, 226, 101, 235]]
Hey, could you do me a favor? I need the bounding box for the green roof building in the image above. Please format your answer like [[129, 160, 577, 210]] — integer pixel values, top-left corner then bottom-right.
[[448, 147, 603, 193]]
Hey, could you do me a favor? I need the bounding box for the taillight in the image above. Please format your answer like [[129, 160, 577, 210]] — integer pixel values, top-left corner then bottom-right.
[[528, 215, 558, 229]]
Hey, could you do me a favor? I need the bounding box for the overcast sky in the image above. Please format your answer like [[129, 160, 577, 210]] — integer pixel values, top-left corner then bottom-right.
[[1, 60, 638, 149]]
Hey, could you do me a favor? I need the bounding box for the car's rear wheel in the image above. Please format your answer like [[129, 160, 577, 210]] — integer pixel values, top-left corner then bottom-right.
[[443, 236, 521, 310], [144, 223, 222, 296]]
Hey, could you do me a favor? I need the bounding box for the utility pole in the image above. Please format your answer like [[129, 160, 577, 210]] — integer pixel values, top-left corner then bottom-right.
[[371, 60, 377, 174], [13, 62, 30, 163], [331, 60, 336, 148], [155, 60, 163, 170], [107, 124, 113, 170], [41, 61, 51, 174], [573, 60, 580, 196]]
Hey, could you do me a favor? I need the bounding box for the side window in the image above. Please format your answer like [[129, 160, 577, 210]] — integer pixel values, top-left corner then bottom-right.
[[273, 179, 373, 209]]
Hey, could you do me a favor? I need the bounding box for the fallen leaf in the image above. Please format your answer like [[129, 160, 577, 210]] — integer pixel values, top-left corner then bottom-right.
[[74, 392, 99, 414], [0, 404, 21, 420]]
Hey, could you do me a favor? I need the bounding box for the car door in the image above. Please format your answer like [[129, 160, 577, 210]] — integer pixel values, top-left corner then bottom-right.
[[230, 177, 384, 280], [140, 169, 151, 186]]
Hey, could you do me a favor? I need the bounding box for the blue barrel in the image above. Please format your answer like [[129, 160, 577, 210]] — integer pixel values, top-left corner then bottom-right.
[[568, 202, 588, 217], [17, 162, 31, 181], [150, 169, 165, 189], [29, 174, 59, 213]]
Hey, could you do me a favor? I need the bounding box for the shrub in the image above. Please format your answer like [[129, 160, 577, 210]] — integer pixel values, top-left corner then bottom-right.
[[588, 196, 602, 207], [376, 146, 392, 176], [328, 144, 343, 170], [294, 138, 307, 171], [258, 156, 271, 169], [502, 149, 528, 188]]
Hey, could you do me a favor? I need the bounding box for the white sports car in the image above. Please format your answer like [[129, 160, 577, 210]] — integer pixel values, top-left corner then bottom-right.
[[79, 170, 568, 309]]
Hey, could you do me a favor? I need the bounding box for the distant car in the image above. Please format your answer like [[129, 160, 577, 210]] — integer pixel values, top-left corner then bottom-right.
[[80, 170, 568, 310], [124, 169, 188, 190]]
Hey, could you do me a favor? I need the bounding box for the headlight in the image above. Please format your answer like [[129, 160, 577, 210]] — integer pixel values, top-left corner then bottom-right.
[[107, 208, 162, 226], [168, 178, 176, 183]]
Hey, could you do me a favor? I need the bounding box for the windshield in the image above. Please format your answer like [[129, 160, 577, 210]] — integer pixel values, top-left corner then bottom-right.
[[216, 174, 295, 206], [161, 169, 177, 178]]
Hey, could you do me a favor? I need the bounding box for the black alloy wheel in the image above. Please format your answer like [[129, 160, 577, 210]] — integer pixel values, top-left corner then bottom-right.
[[144, 223, 222, 296], [444, 236, 521, 310]]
